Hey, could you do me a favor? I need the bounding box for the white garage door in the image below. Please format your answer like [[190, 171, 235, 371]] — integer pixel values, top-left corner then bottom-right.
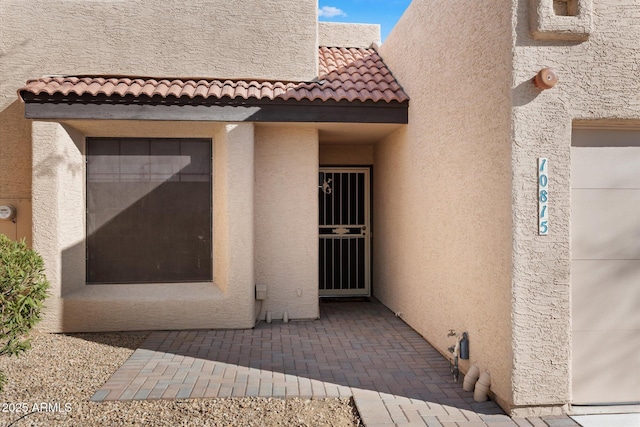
[[571, 129, 640, 406]]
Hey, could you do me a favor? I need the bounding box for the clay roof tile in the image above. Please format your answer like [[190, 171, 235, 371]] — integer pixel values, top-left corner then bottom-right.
[[18, 47, 408, 105], [140, 81, 157, 97]]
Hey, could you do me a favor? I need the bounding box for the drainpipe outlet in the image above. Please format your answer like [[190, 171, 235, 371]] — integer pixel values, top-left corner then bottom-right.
[[463, 364, 480, 392], [266, 311, 272, 323], [283, 311, 289, 323], [473, 371, 491, 402]]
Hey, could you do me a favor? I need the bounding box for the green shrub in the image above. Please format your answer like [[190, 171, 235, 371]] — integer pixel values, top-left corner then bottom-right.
[[0, 234, 49, 392]]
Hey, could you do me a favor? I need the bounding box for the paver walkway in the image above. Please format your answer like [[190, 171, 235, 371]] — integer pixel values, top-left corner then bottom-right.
[[92, 299, 579, 427]]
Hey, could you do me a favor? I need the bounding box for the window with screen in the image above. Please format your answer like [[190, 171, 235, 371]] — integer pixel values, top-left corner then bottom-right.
[[86, 138, 212, 283]]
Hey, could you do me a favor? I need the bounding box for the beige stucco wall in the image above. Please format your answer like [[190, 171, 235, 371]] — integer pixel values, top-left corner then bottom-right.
[[0, 92, 31, 244], [0, 0, 317, 83], [318, 22, 381, 48], [376, 0, 514, 411], [32, 120, 256, 332], [0, 199, 31, 243], [510, 0, 640, 414], [0, 102, 31, 199], [319, 144, 374, 165], [254, 126, 319, 321]]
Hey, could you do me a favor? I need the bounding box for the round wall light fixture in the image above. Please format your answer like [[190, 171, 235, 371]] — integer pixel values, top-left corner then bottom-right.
[[534, 67, 559, 89]]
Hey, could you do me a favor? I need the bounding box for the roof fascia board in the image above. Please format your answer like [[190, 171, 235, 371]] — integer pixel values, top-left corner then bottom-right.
[[23, 102, 408, 124]]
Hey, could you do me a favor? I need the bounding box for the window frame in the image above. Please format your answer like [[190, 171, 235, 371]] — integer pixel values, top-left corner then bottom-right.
[[85, 137, 213, 284]]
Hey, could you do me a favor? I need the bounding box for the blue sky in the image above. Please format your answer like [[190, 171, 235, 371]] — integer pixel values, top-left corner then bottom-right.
[[318, 1, 412, 42]]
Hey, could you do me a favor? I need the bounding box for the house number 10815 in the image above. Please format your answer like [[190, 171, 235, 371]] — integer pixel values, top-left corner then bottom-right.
[[538, 158, 549, 235]]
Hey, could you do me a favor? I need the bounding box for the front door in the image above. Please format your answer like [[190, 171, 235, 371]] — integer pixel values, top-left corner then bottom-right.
[[319, 167, 371, 296]]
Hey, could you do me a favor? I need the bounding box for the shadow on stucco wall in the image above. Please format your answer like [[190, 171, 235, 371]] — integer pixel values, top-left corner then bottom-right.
[[32, 143, 84, 181], [512, 79, 542, 107]]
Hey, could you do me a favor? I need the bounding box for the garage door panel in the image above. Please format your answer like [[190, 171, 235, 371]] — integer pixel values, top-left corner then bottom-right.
[[571, 139, 640, 406], [571, 189, 640, 260], [572, 260, 640, 332], [572, 330, 640, 405], [571, 147, 640, 189]]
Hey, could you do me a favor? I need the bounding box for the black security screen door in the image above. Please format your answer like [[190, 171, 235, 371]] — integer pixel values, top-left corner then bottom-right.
[[86, 138, 212, 284], [319, 167, 371, 296]]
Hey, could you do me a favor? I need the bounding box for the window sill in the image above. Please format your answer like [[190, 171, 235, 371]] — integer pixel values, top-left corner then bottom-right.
[[64, 282, 223, 301]]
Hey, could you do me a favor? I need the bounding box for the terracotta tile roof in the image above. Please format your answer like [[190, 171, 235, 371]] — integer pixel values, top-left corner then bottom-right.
[[19, 47, 408, 105]]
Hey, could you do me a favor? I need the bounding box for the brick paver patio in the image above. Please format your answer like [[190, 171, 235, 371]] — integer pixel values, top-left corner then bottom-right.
[[91, 299, 579, 427]]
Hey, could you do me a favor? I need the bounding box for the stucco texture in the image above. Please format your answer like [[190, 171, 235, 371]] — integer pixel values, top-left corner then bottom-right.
[[0, 89, 31, 244], [254, 126, 319, 321], [376, 0, 514, 411], [319, 144, 374, 165], [510, 0, 640, 413], [0, 102, 31, 198], [0, 0, 317, 82], [318, 22, 381, 48]]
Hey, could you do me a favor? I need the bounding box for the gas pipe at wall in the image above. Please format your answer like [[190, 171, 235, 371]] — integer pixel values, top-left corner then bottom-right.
[[446, 330, 490, 402], [447, 330, 469, 382]]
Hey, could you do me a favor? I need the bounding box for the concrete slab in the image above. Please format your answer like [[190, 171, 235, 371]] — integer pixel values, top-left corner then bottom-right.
[[571, 413, 640, 427]]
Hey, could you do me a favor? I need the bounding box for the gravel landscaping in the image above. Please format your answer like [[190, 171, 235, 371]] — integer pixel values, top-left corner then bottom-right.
[[0, 332, 361, 426]]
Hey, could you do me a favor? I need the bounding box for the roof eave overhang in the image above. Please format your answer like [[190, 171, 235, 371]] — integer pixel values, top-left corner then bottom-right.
[[20, 95, 409, 124]]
